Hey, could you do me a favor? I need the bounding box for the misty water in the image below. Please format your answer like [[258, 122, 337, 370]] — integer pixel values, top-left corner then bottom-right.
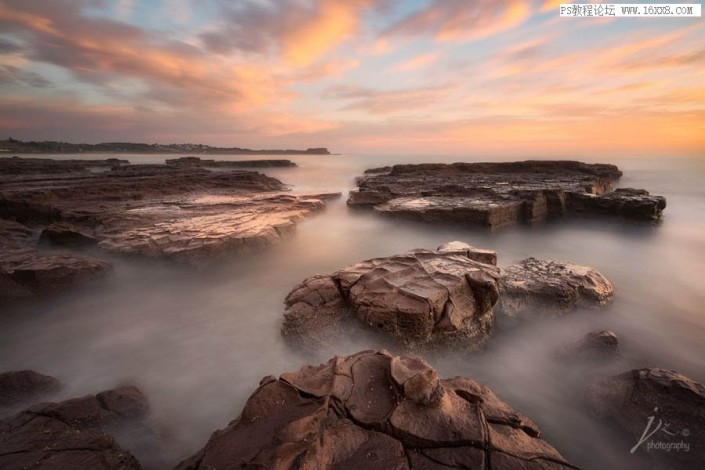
[[1, 154, 704, 469]]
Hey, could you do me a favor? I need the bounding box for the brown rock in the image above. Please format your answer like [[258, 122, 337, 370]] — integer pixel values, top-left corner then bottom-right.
[[498, 258, 614, 318], [283, 247, 501, 349], [0, 385, 149, 470], [177, 351, 576, 470], [0, 158, 339, 265], [587, 368, 705, 469], [0, 370, 62, 416], [348, 161, 665, 228], [558, 330, 619, 359]]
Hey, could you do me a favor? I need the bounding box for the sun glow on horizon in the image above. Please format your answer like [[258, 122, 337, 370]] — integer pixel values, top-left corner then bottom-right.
[[0, 0, 703, 156]]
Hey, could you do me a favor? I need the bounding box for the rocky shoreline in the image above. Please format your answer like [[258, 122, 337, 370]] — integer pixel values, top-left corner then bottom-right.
[[0, 157, 339, 301], [1, 158, 701, 470]]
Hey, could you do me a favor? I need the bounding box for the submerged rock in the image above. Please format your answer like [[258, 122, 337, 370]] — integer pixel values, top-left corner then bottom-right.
[[0, 370, 62, 416], [0, 385, 148, 470], [348, 161, 666, 228], [587, 368, 705, 469], [498, 258, 614, 318], [176, 350, 577, 470], [557, 330, 619, 360], [0, 157, 339, 266], [283, 245, 501, 349]]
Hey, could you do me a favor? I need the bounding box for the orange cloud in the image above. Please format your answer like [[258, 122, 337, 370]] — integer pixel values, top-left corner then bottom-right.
[[385, 0, 530, 43]]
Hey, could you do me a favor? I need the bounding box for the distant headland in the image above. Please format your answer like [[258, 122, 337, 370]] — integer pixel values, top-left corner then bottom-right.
[[0, 138, 331, 155]]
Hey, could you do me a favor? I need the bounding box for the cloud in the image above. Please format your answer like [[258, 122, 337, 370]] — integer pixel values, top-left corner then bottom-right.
[[384, 0, 530, 43], [390, 52, 440, 72], [201, 0, 379, 66], [325, 83, 459, 114], [0, 65, 51, 87]]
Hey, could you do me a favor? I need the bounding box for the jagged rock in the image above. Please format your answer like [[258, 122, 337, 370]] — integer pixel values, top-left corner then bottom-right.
[[176, 351, 576, 470], [587, 368, 705, 469], [0, 371, 62, 416], [283, 246, 501, 349], [0, 385, 148, 470], [348, 161, 666, 228], [498, 258, 614, 318], [0, 158, 339, 265], [557, 330, 619, 360]]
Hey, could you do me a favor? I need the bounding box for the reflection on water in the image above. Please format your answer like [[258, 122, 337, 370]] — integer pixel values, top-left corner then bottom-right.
[[1, 154, 704, 469]]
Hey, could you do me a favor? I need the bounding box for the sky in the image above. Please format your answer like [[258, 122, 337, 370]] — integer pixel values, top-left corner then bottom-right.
[[0, 0, 703, 156]]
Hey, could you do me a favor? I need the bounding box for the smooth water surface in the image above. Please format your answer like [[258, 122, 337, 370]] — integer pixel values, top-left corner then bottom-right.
[[1, 153, 704, 468]]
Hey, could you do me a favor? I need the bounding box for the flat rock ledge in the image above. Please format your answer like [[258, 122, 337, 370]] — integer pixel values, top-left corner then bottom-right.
[[0, 157, 339, 289], [498, 258, 614, 318], [177, 350, 578, 470], [283, 242, 614, 349], [283, 244, 502, 350], [586, 368, 705, 469], [0, 219, 111, 302], [0, 384, 149, 470], [348, 161, 666, 229]]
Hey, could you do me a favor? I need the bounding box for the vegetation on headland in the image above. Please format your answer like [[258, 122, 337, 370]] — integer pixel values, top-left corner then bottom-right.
[[0, 138, 331, 155]]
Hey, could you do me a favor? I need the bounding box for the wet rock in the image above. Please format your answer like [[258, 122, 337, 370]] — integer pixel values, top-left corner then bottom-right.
[[0, 219, 111, 301], [0, 370, 62, 416], [498, 258, 613, 318], [0, 385, 148, 470], [558, 330, 619, 359], [283, 246, 501, 349], [176, 350, 576, 470], [348, 161, 665, 228], [0, 157, 339, 265], [586, 368, 705, 469]]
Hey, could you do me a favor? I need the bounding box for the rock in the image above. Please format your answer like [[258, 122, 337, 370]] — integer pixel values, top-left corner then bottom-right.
[[176, 351, 576, 470], [569, 188, 667, 221], [0, 219, 111, 301], [498, 258, 614, 318], [557, 330, 619, 359], [0, 370, 62, 416], [348, 161, 666, 228], [40, 224, 98, 247], [437, 241, 498, 265], [0, 385, 148, 470], [283, 247, 501, 349], [586, 368, 705, 469], [165, 156, 297, 168], [0, 158, 339, 265]]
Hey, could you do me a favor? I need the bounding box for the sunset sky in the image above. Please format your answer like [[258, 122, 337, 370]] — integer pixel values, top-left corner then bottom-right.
[[0, 0, 703, 156]]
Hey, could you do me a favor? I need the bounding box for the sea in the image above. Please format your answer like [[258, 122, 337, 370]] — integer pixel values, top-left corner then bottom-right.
[[1, 153, 703, 468]]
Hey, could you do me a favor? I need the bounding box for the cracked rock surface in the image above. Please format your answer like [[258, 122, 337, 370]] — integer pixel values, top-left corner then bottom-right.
[[586, 368, 705, 469], [0, 385, 149, 470], [176, 350, 577, 470], [348, 161, 666, 228], [283, 244, 501, 349], [498, 258, 614, 318], [0, 157, 339, 268]]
